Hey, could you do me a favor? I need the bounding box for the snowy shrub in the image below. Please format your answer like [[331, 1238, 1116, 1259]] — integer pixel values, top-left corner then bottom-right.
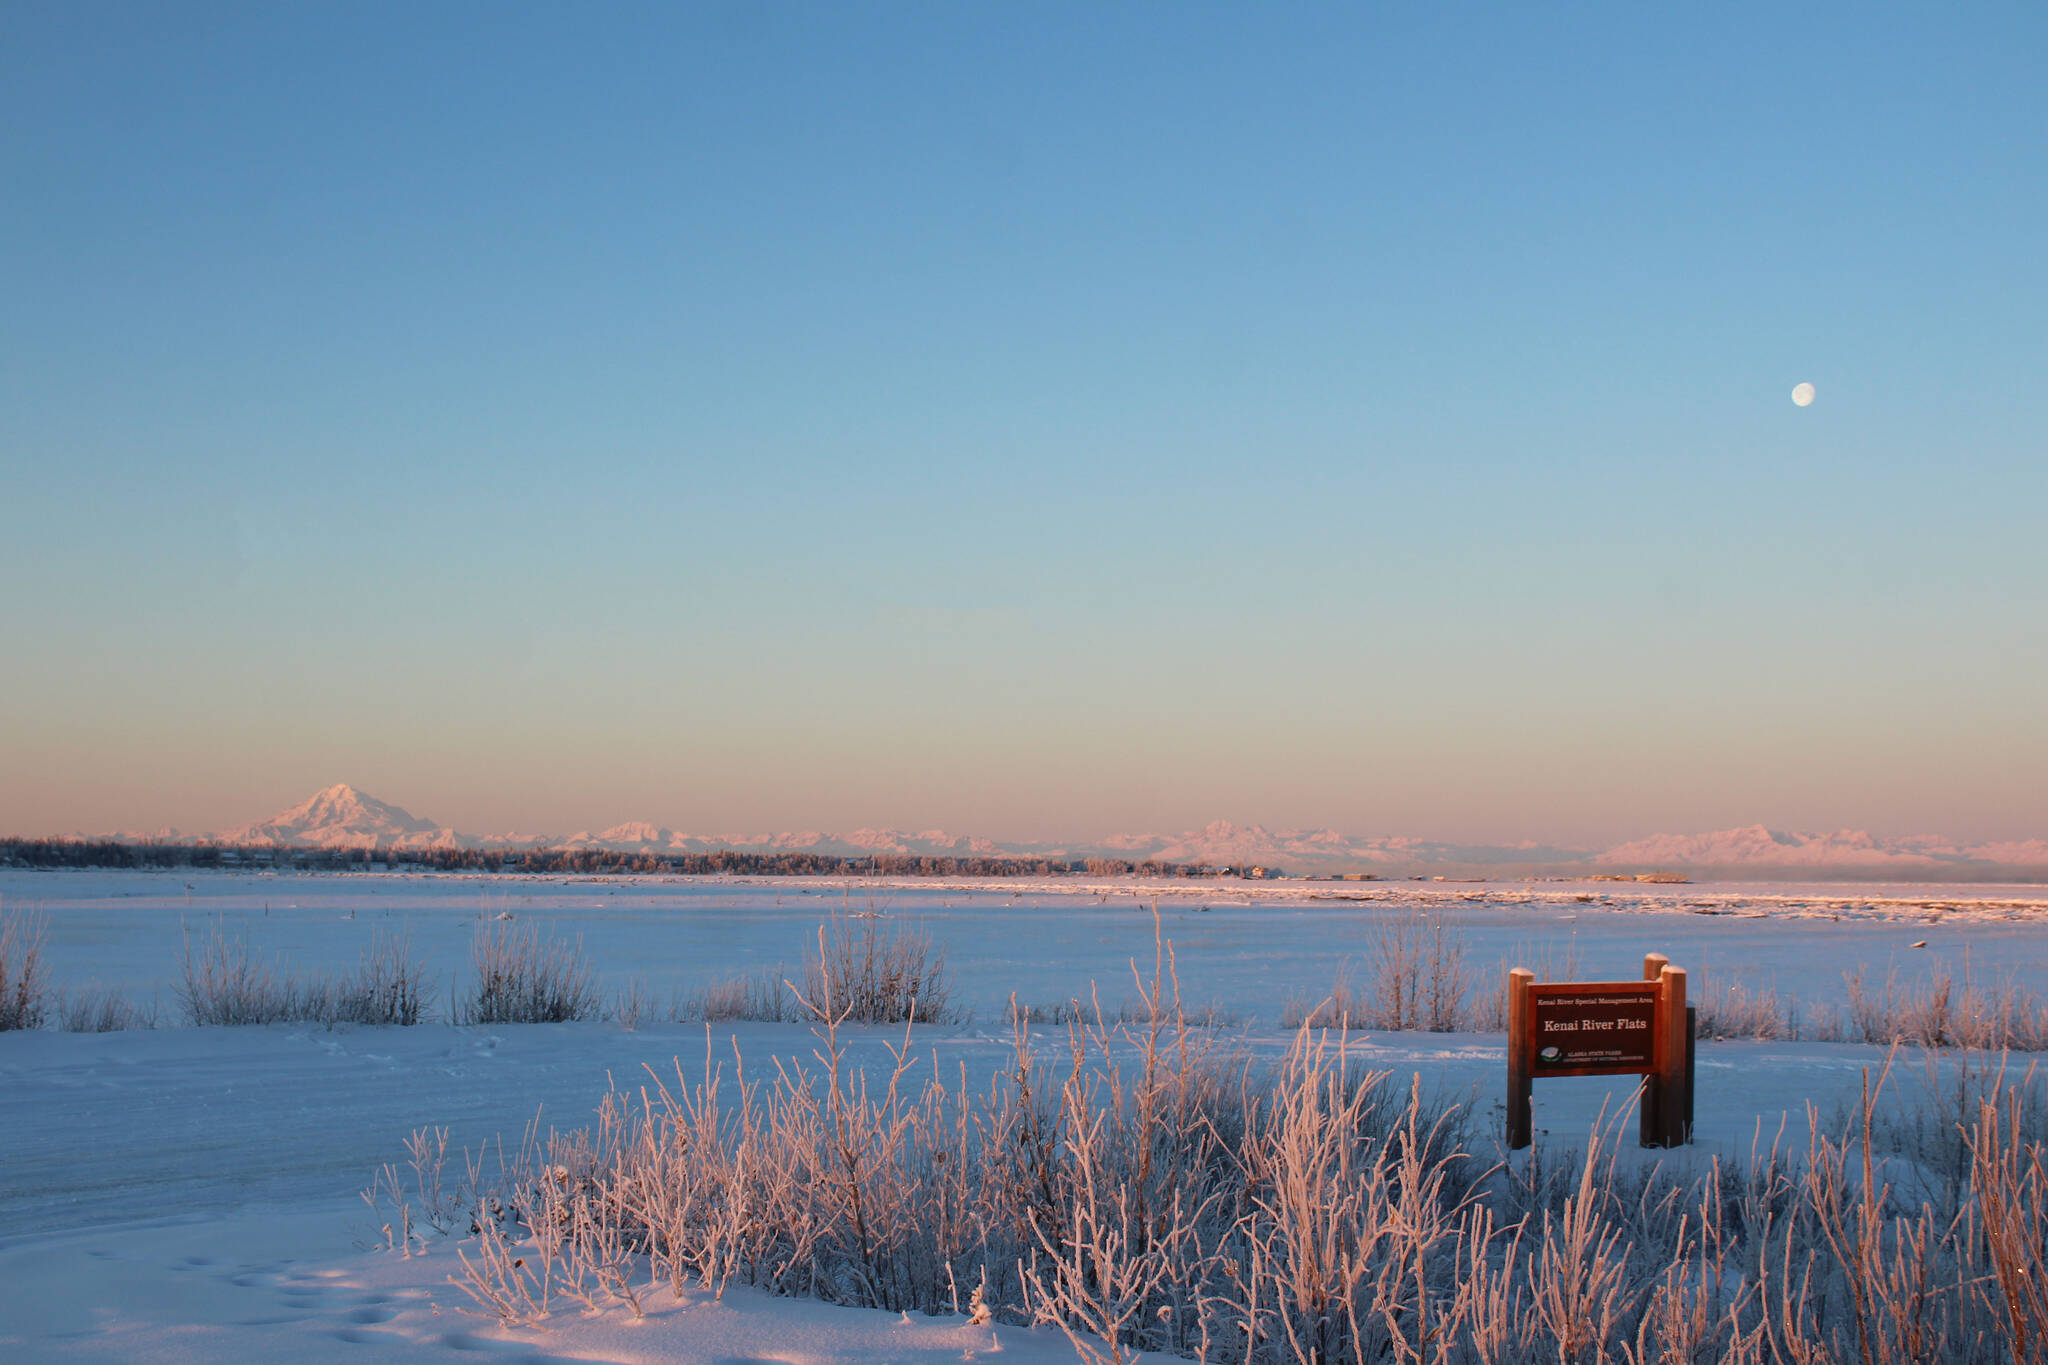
[[1009, 995, 1242, 1029], [1692, 975, 1796, 1040], [179, 923, 314, 1025], [671, 971, 798, 1023], [331, 931, 432, 1026], [0, 907, 49, 1030], [1154, 998, 1242, 1029], [362, 1125, 467, 1253], [458, 921, 600, 1024], [1837, 965, 2048, 1050], [611, 978, 654, 1030], [1281, 972, 1370, 1031], [180, 923, 430, 1026], [794, 917, 959, 1025], [57, 986, 156, 1031], [1285, 909, 1469, 1032], [1010, 997, 1090, 1026], [1288, 941, 2047, 1055]]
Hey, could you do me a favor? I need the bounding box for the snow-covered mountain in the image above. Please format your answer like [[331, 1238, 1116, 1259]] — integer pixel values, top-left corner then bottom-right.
[[68, 827, 189, 845], [216, 784, 466, 851], [1088, 820, 1586, 871], [181, 787, 2048, 879], [1597, 825, 2048, 874], [560, 821, 677, 853], [555, 824, 1012, 859]]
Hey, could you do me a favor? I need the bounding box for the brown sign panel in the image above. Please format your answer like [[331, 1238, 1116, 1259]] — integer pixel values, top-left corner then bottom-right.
[[1529, 983, 1657, 1076], [1507, 960, 1691, 1151]]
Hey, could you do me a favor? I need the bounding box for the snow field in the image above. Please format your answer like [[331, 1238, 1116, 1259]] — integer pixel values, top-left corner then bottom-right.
[[4, 869, 2048, 1362], [0, 1199, 1119, 1364]]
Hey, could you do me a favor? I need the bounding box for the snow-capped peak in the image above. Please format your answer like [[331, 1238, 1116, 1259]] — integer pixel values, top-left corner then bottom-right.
[[217, 785, 463, 851], [190, 789, 2045, 878]]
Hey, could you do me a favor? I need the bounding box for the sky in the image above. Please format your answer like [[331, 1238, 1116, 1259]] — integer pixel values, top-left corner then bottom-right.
[[3, 2, 2044, 845]]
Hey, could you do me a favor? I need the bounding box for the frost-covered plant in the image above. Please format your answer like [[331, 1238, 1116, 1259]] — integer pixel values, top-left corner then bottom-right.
[[794, 917, 959, 1025], [1295, 948, 2041, 1053], [612, 978, 653, 1030], [0, 906, 49, 1030], [57, 986, 156, 1031], [1838, 964, 2048, 1050], [1286, 909, 1469, 1032], [671, 971, 798, 1023], [179, 922, 314, 1025], [362, 1126, 465, 1254], [1010, 995, 1242, 1030], [1971, 1082, 2048, 1355], [1693, 975, 1794, 1040], [180, 923, 430, 1026], [332, 931, 431, 1025], [432, 931, 2048, 1364], [458, 921, 600, 1024]]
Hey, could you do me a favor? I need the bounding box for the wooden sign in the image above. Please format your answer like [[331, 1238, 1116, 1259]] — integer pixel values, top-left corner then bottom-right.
[[1506, 954, 1692, 1150], [1529, 983, 1658, 1074]]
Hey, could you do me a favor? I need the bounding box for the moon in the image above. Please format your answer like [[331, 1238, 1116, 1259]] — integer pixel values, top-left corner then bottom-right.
[[1791, 382, 1815, 407]]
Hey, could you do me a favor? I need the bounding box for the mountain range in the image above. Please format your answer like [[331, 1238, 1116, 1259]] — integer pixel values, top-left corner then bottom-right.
[[65, 784, 2048, 880]]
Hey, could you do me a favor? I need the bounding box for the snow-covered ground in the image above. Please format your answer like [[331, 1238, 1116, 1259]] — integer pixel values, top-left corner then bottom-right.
[[3, 869, 2045, 1362], [0, 1199, 1115, 1364]]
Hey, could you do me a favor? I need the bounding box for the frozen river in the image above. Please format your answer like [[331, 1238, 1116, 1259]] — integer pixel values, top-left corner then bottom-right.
[[4, 867, 2044, 1023]]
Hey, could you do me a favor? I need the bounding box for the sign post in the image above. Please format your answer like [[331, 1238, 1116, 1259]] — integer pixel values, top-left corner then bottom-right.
[[1506, 953, 1691, 1150]]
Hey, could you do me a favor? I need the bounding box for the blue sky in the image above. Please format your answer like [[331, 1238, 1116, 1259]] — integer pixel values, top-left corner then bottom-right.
[[3, 2, 2043, 842]]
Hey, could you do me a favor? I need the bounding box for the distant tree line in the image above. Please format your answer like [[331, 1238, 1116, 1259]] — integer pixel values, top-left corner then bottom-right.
[[0, 839, 1275, 880]]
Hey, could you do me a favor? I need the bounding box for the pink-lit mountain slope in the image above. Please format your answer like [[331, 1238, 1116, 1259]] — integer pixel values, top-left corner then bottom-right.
[[1089, 820, 1583, 870], [556, 824, 1010, 859], [216, 784, 465, 851], [1597, 825, 2048, 873], [188, 788, 2048, 879]]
